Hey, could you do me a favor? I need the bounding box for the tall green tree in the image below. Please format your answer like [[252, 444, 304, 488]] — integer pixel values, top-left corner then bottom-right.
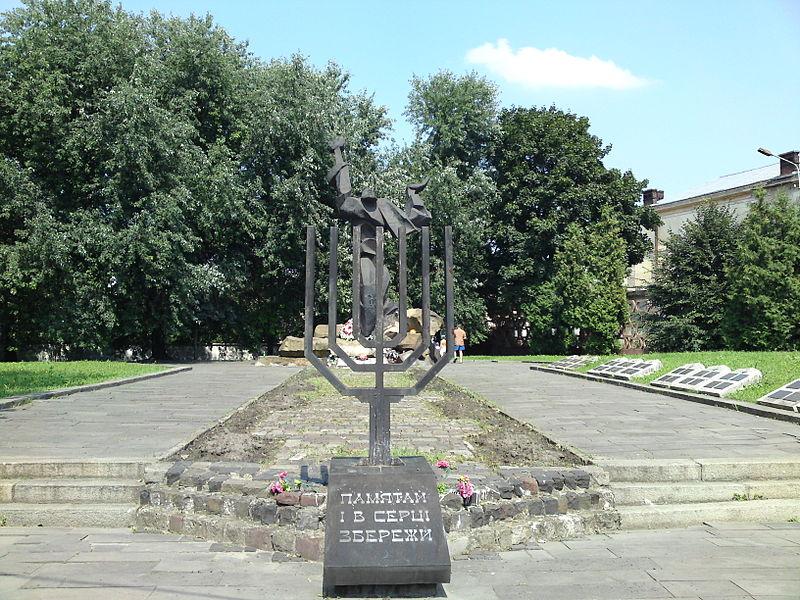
[[646, 201, 742, 351], [723, 192, 800, 350], [489, 105, 658, 351], [237, 55, 390, 348], [405, 71, 498, 174], [551, 210, 629, 354], [400, 71, 499, 341]]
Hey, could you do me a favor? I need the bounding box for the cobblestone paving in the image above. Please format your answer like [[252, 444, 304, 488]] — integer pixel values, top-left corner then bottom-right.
[[257, 389, 482, 470]]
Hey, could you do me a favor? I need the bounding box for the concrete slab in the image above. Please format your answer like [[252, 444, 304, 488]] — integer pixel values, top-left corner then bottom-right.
[[0, 363, 300, 461], [0, 524, 796, 599]]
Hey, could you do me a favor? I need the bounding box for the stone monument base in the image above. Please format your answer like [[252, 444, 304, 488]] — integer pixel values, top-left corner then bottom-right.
[[323, 457, 451, 591]]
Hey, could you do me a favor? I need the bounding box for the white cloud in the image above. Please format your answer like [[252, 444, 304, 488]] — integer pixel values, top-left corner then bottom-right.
[[466, 39, 648, 90]]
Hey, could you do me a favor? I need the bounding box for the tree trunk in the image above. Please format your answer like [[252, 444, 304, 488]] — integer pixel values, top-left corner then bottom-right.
[[0, 313, 18, 362], [150, 326, 168, 361]]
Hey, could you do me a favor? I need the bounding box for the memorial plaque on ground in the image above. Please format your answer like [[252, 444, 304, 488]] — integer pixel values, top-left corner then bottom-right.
[[650, 363, 705, 389], [323, 457, 450, 590], [549, 355, 600, 370], [757, 378, 800, 412], [670, 365, 731, 392], [608, 359, 662, 380], [587, 358, 628, 376], [697, 368, 762, 397], [588, 358, 661, 380]]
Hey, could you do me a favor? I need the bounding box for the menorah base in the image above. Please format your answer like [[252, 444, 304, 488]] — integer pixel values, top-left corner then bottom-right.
[[322, 457, 451, 590]]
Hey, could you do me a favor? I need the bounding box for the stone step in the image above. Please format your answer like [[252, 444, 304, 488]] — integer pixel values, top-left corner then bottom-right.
[[617, 498, 800, 530], [612, 480, 800, 506], [0, 459, 149, 479], [601, 458, 800, 483], [0, 503, 137, 527], [136, 505, 324, 560], [0, 478, 142, 504]]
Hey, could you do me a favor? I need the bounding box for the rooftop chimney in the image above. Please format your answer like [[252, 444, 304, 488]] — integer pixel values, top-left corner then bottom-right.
[[778, 151, 799, 177], [642, 189, 664, 206]]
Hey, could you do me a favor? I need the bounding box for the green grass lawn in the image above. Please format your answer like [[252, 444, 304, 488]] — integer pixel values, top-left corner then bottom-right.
[[0, 361, 169, 399], [468, 351, 800, 403], [467, 355, 564, 362]]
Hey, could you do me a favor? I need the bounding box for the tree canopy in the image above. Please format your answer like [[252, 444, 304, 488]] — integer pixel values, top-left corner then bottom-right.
[[487, 106, 658, 351], [723, 192, 800, 350], [0, 0, 387, 359], [551, 210, 629, 355], [0, 1, 657, 359]]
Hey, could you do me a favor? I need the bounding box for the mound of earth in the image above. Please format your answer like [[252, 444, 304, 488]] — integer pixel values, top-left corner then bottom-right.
[[172, 368, 580, 469]]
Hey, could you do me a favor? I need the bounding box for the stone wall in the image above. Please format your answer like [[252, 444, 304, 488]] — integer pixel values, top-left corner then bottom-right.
[[136, 460, 617, 561]]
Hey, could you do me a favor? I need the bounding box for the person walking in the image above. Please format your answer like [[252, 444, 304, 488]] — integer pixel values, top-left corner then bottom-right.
[[453, 324, 467, 363]]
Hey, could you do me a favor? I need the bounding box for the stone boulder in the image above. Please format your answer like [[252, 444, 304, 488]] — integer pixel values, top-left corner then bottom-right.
[[278, 336, 328, 357], [406, 308, 443, 337], [395, 332, 422, 351], [313, 323, 343, 339], [334, 339, 374, 358], [282, 308, 443, 359]]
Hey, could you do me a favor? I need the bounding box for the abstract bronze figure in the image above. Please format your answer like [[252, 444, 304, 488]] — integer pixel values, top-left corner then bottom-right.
[[327, 136, 431, 338]]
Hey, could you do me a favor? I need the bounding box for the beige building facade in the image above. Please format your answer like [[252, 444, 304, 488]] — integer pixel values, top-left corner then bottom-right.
[[627, 150, 800, 304]]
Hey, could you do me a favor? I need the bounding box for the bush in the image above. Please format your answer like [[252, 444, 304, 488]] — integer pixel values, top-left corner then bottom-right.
[[723, 192, 800, 350], [646, 201, 741, 351]]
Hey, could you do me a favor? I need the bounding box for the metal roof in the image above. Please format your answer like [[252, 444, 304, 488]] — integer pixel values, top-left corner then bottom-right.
[[659, 164, 780, 206]]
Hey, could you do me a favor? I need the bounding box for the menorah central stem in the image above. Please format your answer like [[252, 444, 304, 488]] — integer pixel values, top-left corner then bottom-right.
[[369, 396, 392, 465]]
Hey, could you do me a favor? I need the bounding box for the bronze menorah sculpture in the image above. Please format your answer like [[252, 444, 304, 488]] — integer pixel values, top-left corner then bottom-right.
[[304, 137, 454, 465]]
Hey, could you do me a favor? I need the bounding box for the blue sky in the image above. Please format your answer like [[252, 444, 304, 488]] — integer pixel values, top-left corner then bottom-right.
[[2, 0, 799, 200]]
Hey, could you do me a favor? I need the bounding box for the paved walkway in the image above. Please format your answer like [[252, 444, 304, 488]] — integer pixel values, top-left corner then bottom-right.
[[2, 360, 799, 598], [0, 363, 300, 460], [1, 522, 798, 599], [443, 361, 800, 460]]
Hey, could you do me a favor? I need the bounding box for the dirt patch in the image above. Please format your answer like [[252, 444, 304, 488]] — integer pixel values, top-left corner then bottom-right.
[[171, 370, 317, 463], [172, 368, 580, 468], [425, 376, 580, 468]]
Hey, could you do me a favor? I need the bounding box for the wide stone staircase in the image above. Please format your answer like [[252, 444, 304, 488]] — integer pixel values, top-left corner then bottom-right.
[[0, 459, 148, 527], [604, 457, 800, 529]]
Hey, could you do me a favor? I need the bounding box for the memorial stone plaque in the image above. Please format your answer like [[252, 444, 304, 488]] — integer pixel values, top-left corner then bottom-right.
[[650, 363, 705, 389], [757, 378, 800, 412], [697, 368, 762, 397], [587, 358, 628, 377], [609, 359, 662, 380], [587, 358, 660, 380], [550, 355, 600, 370], [323, 457, 450, 589], [671, 365, 731, 392]]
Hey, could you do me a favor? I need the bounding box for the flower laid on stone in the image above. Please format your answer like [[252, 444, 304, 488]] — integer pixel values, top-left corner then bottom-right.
[[456, 474, 474, 500], [436, 460, 456, 478], [339, 318, 354, 340], [269, 471, 289, 494]]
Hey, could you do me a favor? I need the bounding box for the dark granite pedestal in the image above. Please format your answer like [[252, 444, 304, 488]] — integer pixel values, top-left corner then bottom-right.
[[323, 457, 451, 592]]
